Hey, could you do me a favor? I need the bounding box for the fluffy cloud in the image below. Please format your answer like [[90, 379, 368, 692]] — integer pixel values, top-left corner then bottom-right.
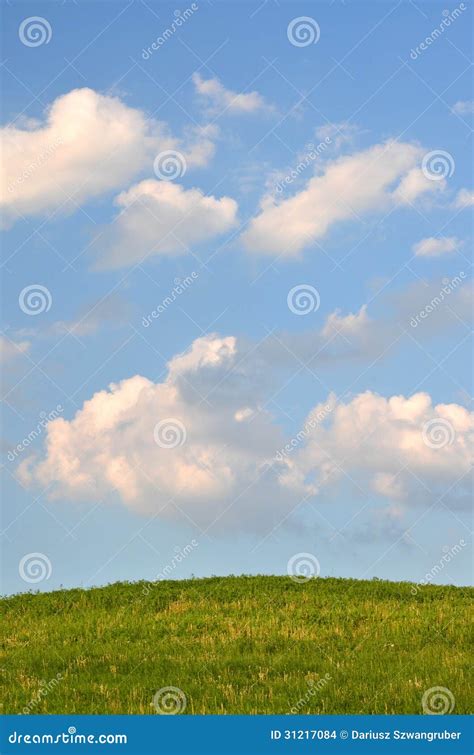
[[413, 236, 460, 257], [260, 275, 472, 369], [314, 122, 360, 150], [0, 88, 217, 226], [241, 141, 441, 257], [0, 335, 30, 363], [52, 293, 133, 337], [18, 334, 472, 533], [278, 391, 473, 506], [18, 334, 288, 531], [93, 180, 238, 270], [192, 73, 274, 116], [453, 189, 474, 209], [452, 100, 474, 115]]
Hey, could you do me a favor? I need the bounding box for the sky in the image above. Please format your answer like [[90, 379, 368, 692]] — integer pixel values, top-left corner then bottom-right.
[[1, 0, 472, 595]]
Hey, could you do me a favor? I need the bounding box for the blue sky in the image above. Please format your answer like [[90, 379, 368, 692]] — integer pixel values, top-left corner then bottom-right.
[[1, 0, 472, 595]]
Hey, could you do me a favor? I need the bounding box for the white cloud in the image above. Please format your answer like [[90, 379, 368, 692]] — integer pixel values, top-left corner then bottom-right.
[[52, 293, 133, 337], [0, 88, 217, 227], [278, 391, 473, 505], [192, 73, 274, 116], [18, 334, 472, 533], [452, 100, 474, 115], [0, 335, 30, 364], [314, 122, 360, 150], [413, 236, 460, 257], [260, 276, 472, 368], [241, 141, 440, 257], [93, 180, 238, 270], [320, 305, 370, 341], [453, 189, 474, 209], [17, 334, 288, 531]]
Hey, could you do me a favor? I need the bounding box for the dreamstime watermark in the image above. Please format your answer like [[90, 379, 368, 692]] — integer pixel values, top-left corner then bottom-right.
[[288, 674, 332, 714], [422, 686, 455, 714], [7, 405, 63, 463], [8, 729, 127, 745], [22, 673, 64, 715], [287, 553, 320, 583], [275, 138, 332, 194], [141, 5, 199, 59], [410, 539, 466, 595], [421, 149, 455, 181], [153, 418, 187, 448], [142, 540, 199, 596], [152, 686, 187, 714], [153, 150, 187, 180], [19, 285, 52, 316], [287, 284, 320, 315], [287, 17, 320, 47], [422, 418, 455, 449], [409, 272, 466, 328], [275, 402, 333, 461], [19, 553, 52, 584], [8, 138, 63, 194], [19, 16, 52, 47], [409, 4, 467, 60], [142, 273, 198, 327]]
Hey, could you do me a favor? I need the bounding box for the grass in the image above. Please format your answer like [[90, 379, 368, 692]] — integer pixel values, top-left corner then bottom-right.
[[1, 575, 472, 715]]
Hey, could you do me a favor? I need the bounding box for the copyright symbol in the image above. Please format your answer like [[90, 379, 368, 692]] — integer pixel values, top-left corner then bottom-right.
[[340, 729, 349, 739]]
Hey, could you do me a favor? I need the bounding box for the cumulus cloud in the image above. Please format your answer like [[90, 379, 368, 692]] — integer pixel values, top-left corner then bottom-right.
[[0, 335, 30, 364], [93, 180, 238, 270], [241, 140, 442, 257], [314, 122, 361, 150], [452, 100, 474, 115], [17, 334, 289, 532], [52, 293, 133, 337], [259, 275, 472, 370], [18, 334, 472, 533], [278, 391, 473, 506], [0, 88, 218, 227], [413, 236, 460, 257], [192, 73, 274, 116], [453, 189, 474, 209]]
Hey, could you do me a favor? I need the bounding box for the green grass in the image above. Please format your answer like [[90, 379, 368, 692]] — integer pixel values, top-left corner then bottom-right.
[[1, 576, 472, 714]]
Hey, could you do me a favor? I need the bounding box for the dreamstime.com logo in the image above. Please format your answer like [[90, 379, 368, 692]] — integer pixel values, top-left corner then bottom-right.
[[275, 138, 332, 194], [287, 16, 320, 47], [409, 4, 467, 60], [289, 674, 332, 714], [19, 553, 52, 584], [410, 539, 466, 595], [142, 273, 198, 327], [409, 272, 466, 328], [141, 5, 199, 59], [8, 728, 127, 745], [153, 150, 187, 181], [287, 284, 320, 315], [19, 284, 52, 316], [421, 418, 455, 449], [142, 540, 199, 596], [275, 402, 333, 461], [422, 686, 455, 714], [152, 686, 187, 714], [153, 418, 187, 448], [287, 553, 321, 583], [18, 16, 52, 47], [7, 405, 63, 462], [22, 673, 64, 715], [8, 138, 63, 193], [421, 149, 455, 181]]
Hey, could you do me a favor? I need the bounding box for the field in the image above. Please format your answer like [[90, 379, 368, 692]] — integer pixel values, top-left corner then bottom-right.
[[1, 576, 472, 715]]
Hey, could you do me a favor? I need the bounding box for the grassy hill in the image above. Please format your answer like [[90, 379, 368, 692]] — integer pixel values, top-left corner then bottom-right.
[[1, 575, 472, 715]]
